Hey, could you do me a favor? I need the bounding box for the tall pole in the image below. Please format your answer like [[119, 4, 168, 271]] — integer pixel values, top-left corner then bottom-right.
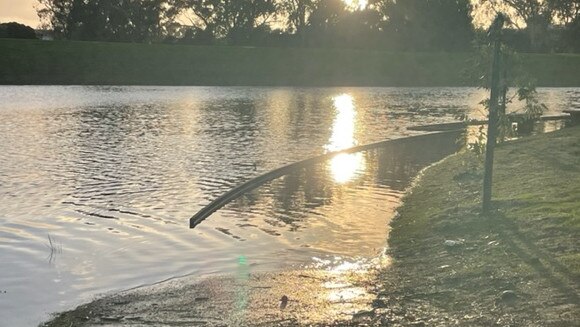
[[482, 14, 505, 214]]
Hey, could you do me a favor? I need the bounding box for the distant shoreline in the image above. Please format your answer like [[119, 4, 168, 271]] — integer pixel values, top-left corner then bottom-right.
[[2, 39, 580, 87]]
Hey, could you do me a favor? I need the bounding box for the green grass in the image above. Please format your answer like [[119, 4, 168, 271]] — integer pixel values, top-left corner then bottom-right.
[[2, 38, 580, 86], [384, 126, 580, 325], [391, 126, 580, 273]]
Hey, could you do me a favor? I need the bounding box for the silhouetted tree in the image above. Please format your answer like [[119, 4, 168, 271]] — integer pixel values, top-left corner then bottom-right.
[[549, 0, 580, 24], [303, 0, 347, 46], [37, 0, 168, 42], [381, 0, 474, 51], [279, 0, 317, 46], [471, 0, 573, 51], [170, 0, 278, 45], [561, 15, 580, 52], [551, 0, 580, 52], [332, 6, 383, 48], [282, 0, 317, 34], [296, 0, 383, 48], [0, 22, 38, 39], [37, 0, 72, 38], [35, 0, 572, 53]]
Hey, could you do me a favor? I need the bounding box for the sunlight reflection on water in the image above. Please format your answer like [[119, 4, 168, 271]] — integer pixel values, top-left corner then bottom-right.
[[307, 254, 390, 311], [326, 93, 367, 184], [330, 152, 366, 184]]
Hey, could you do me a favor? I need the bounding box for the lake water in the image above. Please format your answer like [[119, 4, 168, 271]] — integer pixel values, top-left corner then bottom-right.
[[0, 86, 578, 326]]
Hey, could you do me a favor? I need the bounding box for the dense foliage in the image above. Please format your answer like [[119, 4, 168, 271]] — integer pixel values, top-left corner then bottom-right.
[[0, 22, 37, 39], [37, 0, 168, 42], [34, 0, 579, 52], [472, 0, 580, 52]]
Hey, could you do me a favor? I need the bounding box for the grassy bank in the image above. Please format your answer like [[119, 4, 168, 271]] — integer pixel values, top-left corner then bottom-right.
[[374, 126, 580, 326], [2, 38, 580, 86]]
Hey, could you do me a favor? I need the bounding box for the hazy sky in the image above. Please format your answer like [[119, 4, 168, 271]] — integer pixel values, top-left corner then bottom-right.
[[0, 0, 39, 27]]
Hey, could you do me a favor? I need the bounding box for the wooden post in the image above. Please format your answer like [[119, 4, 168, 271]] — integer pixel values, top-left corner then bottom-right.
[[482, 14, 505, 214]]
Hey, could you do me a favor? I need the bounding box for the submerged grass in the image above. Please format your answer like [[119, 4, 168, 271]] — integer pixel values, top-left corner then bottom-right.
[[45, 234, 62, 264], [2, 38, 580, 86]]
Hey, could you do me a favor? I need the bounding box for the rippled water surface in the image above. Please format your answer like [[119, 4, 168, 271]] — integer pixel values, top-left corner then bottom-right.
[[0, 86, 578, 326]]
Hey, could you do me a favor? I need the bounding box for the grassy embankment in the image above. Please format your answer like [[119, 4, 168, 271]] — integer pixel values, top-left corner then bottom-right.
[[371, 126, 580, 326], [2, 38, 580, 86]]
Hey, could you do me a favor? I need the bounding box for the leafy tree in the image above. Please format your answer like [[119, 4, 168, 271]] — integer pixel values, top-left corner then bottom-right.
[[560, 14, 580, 52], [302, 0, 347, 46], [281, 0, 317, 34], [465, 17, 546, 150], [465, 13, 546, 212], [170, 0, 278, 44], [280, 0, 318, 46], [471, 0, 579, 51], [37, 0, 169, 42], [549, 0, 580, 24], [297, 0, 383, 48], [37, 0, 73, 38], [380, 0, 474, 51], [0, 22, 38, 39], [332, 6, 383, 48], [551, 0, 580, 52]]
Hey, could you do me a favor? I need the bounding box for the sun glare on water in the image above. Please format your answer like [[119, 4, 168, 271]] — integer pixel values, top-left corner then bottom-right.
[[326, 94, 365, 184]]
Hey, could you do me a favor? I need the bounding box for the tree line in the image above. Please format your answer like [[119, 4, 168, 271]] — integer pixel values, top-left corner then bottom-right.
[[0, 22, 38, 39], [33, 0, 579, 52]]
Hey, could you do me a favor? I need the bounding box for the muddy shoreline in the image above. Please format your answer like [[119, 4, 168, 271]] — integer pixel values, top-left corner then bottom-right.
[[41, 265, 385, 326]]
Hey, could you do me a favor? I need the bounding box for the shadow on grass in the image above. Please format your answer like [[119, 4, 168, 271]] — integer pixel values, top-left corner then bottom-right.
[[485, 205, 579, 304]]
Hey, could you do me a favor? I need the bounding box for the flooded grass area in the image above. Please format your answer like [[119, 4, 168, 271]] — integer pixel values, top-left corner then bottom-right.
[[42, 127, 579, 326], [0, 86, 579, 325], [0, 86, 472, 325]]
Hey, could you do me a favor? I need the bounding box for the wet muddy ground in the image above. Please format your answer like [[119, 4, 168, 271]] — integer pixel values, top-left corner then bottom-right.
[[42, 252, 578, 327], [42, 266, 382, 326]]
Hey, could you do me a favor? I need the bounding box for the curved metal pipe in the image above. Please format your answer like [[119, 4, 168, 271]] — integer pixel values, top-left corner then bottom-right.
[[189, 130, 462, 228]]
